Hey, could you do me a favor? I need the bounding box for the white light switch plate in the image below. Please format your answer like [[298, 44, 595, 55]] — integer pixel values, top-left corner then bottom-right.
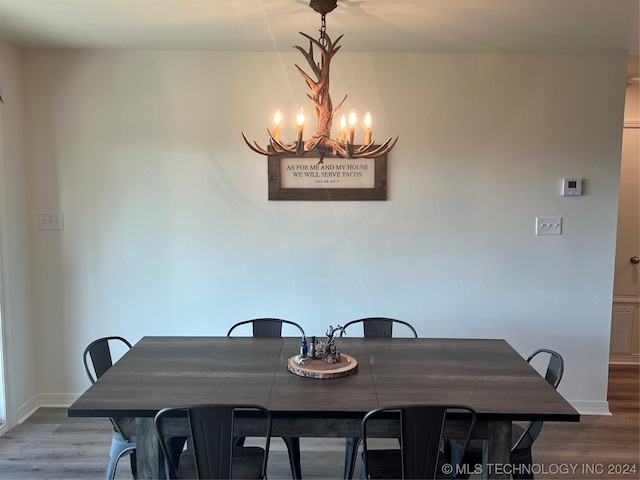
[[536, 217, 561, 235], [38, 212, 64, 230]]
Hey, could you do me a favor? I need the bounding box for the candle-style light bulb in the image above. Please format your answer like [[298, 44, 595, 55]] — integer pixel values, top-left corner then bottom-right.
[[347, 110, 357, 128], [363, 111, 372, 145], [273, 110, 282, 142], [338, 115, 347, 143], [347, 110, 357, 145], [296, 107, 305, 153]]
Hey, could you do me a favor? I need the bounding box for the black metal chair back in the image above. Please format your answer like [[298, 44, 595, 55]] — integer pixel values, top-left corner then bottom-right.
[[155, 404, 272, 479], [227, 318, 306, 337], [84, 336, 132, 383], [339, 317, 417, 338], [362, 405, 476, 479]]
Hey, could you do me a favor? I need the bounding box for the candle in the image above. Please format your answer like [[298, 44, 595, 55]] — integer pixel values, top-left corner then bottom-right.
[[347, 109, 357, 145], [273, 110, 281, 142], [296, 107, 305, 145], [363, 111, 372, 145], [338, 115, 347, 143]]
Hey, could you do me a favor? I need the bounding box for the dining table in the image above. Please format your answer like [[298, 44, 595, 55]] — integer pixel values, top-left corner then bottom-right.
[[68, 336, 579, 479]]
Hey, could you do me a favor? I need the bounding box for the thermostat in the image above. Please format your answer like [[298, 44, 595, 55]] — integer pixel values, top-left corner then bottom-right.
[[562, 178, 582, 196]]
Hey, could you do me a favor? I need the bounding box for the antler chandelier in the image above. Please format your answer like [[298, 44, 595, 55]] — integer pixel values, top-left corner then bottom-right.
[[242, 0, 398, 161]]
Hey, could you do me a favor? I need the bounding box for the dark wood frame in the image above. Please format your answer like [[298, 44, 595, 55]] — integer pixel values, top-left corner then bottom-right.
[[268, 150, 388, 201]]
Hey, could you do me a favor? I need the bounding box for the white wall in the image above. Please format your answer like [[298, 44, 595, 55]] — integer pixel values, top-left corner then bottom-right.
[[16, 49, 627, 415], [0, 42, 37, 427]]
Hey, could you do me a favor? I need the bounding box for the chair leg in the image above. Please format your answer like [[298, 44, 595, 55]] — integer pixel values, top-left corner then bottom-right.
[[106, 433, 136, 480], [129, 450, 137, 479], [512, 451, 534, 480], [105, 456, 117, 480], [343, 437, 361, 480], [446, 439, 474, 479], [162, 436, 189, 479], [359, 458, 366, 480], [282, 436, 302, 479]]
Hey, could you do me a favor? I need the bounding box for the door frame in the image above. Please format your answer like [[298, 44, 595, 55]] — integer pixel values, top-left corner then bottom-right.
[[611, 120, 640, 365]]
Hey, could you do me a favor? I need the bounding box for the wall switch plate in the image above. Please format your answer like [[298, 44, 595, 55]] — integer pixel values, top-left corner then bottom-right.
[[562, 178, 582, 196], [38, 212, 64, 230], [536, 216, 562, 235]]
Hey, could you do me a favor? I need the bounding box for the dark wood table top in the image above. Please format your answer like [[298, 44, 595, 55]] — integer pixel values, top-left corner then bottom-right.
[[68, 336, 579, 423]]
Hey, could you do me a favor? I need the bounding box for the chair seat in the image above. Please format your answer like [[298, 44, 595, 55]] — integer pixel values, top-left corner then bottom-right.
[[113, 416, 136, 438], [454, 422, 533, 454], [363, 449, 402, 479], [448, 424, 536, 480], [363, 449, 452, 480], [178, 446, 266, 479]]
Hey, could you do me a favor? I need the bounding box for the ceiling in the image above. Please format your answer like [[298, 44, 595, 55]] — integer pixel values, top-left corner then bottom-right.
[[0, 0, 638, 55]]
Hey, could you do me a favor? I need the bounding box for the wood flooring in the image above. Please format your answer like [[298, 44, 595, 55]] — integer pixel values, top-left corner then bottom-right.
[[0, 364, 637, 479], [532, 364, 639, 480]]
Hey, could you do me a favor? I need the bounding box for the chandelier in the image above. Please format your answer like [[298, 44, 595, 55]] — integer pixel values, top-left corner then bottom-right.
[[242, 0, 398, 161]]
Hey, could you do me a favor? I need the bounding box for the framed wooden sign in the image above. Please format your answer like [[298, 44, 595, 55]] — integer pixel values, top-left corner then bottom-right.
[[267, 150, 388, 201]]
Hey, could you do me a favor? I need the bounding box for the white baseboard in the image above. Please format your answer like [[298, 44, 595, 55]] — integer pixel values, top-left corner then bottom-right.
[[15, 394, 81, 425], [16, 396, 39, 424], [570, 400, 611, 416], [37, 393, 81, 408]]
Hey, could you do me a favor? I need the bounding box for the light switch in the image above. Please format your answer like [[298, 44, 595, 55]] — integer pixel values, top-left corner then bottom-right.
[[38, 212, 64, 230], [535, 217, 561, 235]]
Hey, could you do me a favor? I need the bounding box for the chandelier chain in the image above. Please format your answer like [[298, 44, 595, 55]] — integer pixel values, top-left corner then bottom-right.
[[320, 14, 328, 48]]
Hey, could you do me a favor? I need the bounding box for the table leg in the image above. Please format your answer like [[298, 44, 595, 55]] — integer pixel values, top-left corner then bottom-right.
[[136, 417, 163, 479], [483, 420, 510, 480]]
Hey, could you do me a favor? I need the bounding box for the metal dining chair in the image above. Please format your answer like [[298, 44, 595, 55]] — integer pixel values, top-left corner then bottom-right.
[[227, 318, 305, 479], [340, 317, 418, 479], [154, 404, 272, 479], [83, 336, 137, 480], [361, 405, 477, 479], [447, 348, 564, 479]]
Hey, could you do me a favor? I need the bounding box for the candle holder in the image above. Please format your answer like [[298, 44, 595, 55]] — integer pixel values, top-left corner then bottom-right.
[[288, 324, 358, 379]]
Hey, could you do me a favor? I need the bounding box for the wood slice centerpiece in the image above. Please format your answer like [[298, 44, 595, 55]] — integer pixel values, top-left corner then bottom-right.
[[287, 353, 358, 379]]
